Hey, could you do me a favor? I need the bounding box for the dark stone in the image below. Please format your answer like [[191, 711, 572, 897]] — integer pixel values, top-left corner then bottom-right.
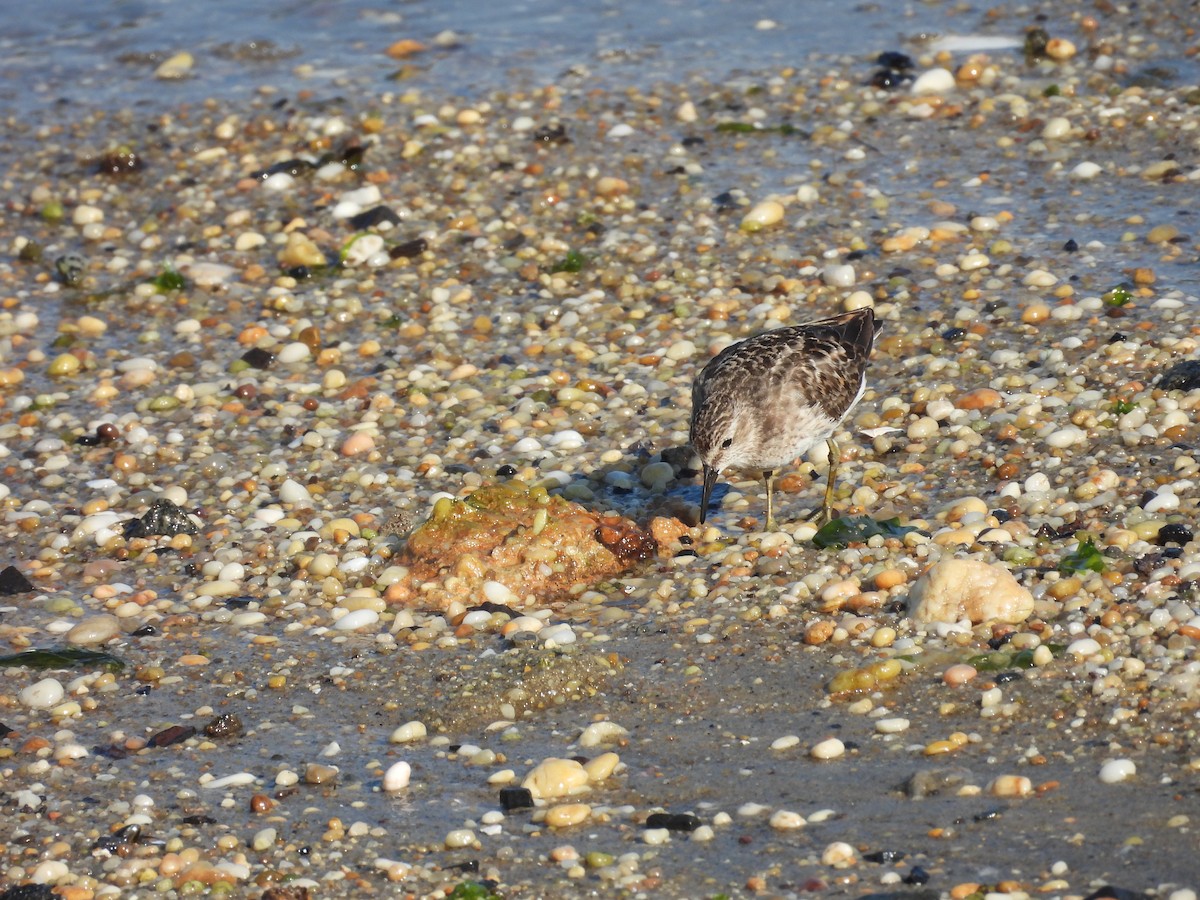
[[205, 713, 245, 739], [1083, 887, 1147, 900], [150, 725, 197, 747], [496, 464, 517, 478], [1158, 360, 1200, 392], [533, 123, 569, 144], [875, 51, 914, 70], [1156, 523, 1193, 546], [0, 722, 12, 739], [123, 499, 198, 539], [499, 786, 534, 811], [645, 812, 701, 832], [389, 237, 428, 259], [903, 866, 931, 885], [862, 849, 906, 864], [0, 565, 34, 595], [1063, 238, 1079, 252], [348, 205, 401, 230], [241, 347, 276, 369], [0, 884, 57, 900], [870, 68, 912, 90], [261, 887, 312, 900], [132, 624, 158, 637]]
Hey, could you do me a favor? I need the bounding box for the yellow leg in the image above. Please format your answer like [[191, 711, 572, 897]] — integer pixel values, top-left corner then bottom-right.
[[763, 469, 778, 532], [810, 438, 841, 527]]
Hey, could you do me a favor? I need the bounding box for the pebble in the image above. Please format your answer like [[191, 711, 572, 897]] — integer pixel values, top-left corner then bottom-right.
[[771, 735, 801, 751], [989, 775, 1033, 798], [333, 608, 380, 630], [579, 720, 628, 748], [1099, 759, 1137, 784], [768, 810, 806, 830], [154, 51, 194, 79], [523, 758, 590, 799], [20, 678, 65, 710], [911, 67, 956, 95], [810, 737, 846, 760], [1071, 161, 1102, 179], [821, 841, 857, 867], [383, 761, 411, 791], [741, 200, 785, 232], [389, 721, 427, 743], [875, 717, 910, 734], [545, 803, 591, 827], [65, 613, 120, 645]]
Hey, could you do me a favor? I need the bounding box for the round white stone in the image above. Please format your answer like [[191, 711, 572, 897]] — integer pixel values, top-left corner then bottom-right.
[[20, 678, 65, 710], [383, 761, 412, 791], [1098, 758, 1136, 784]]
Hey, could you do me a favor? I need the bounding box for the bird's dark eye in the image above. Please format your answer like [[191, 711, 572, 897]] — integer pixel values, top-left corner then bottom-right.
[[721, 438, 733, 449]]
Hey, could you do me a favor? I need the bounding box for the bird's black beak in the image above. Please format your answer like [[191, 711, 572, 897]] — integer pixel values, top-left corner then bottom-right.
[[700, 464, 719, 524]]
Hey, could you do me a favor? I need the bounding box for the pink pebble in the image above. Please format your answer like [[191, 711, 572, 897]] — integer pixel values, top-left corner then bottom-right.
[[340, 432, 376, 457], [943, 663, 978, 686]]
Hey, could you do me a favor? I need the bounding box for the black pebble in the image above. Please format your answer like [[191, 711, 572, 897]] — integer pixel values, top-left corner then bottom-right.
[[132, 624, 158, 637], [123, 499, 199, 539], [389, 237, 428, 259], [1063, 238, 1079, 252], [499, 786, 534, 811], [0, 565, 34, 595], [863, 849, 906, 864], [903, 865, 931, 885], [994, 670, 1022, 684], [1158, 359, 1200, 392], [645, 812, 701, 832], [1083, 887, 1148, 900], [942, 327, 967, 341], [496, 464, 517, 478], [0, 883, 55, 897], [285, 265, 312, 280], [1107, 332, 1127, 343], [1156, 522, 1193, 546], [876, 51, 914, 70], [241, 347, 276, 369], [347, 205, 401, 230]]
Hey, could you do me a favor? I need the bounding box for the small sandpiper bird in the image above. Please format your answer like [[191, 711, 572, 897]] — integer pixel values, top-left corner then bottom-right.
[[689, 307, 877, 530]]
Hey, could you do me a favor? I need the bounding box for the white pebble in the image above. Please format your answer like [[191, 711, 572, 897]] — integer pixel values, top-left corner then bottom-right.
[[579, 721, 628, 748], [73, 204, 104, 225], [278, 479, 314, 505], [1098, 758, 1136, 784], [1066, 637, 1102, 658], [383, 761, 412, 791], [1042, 117, 1072, 140], [334, 608, 379, 631], [203, 772, 257, 790], [822, 263, 856, 287], [810, 737, 845, 760], [20, 678, 64, 710], [276, 342, 312, 364], [1046, 426, 1086, 449], [770, 735, 801, 751], [874, 717, 910, 734], [483, 580, 515, 604], [1071, 161, 1102, 180], [390, 721, 427, 743], [769, 810, 806, 830], [911, 67, 956, 95], [540, 623, 576, 646], [643, 827, 671, 844]]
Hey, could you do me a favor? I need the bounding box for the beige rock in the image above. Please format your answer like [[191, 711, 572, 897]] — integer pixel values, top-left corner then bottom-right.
[[907, 559, 1033, 625], [278, 232, 327, 268], [522, 757, 589, 800]]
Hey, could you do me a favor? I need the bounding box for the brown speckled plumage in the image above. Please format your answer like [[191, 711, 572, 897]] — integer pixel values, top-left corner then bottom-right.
[[690, 308, 876, 528]]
